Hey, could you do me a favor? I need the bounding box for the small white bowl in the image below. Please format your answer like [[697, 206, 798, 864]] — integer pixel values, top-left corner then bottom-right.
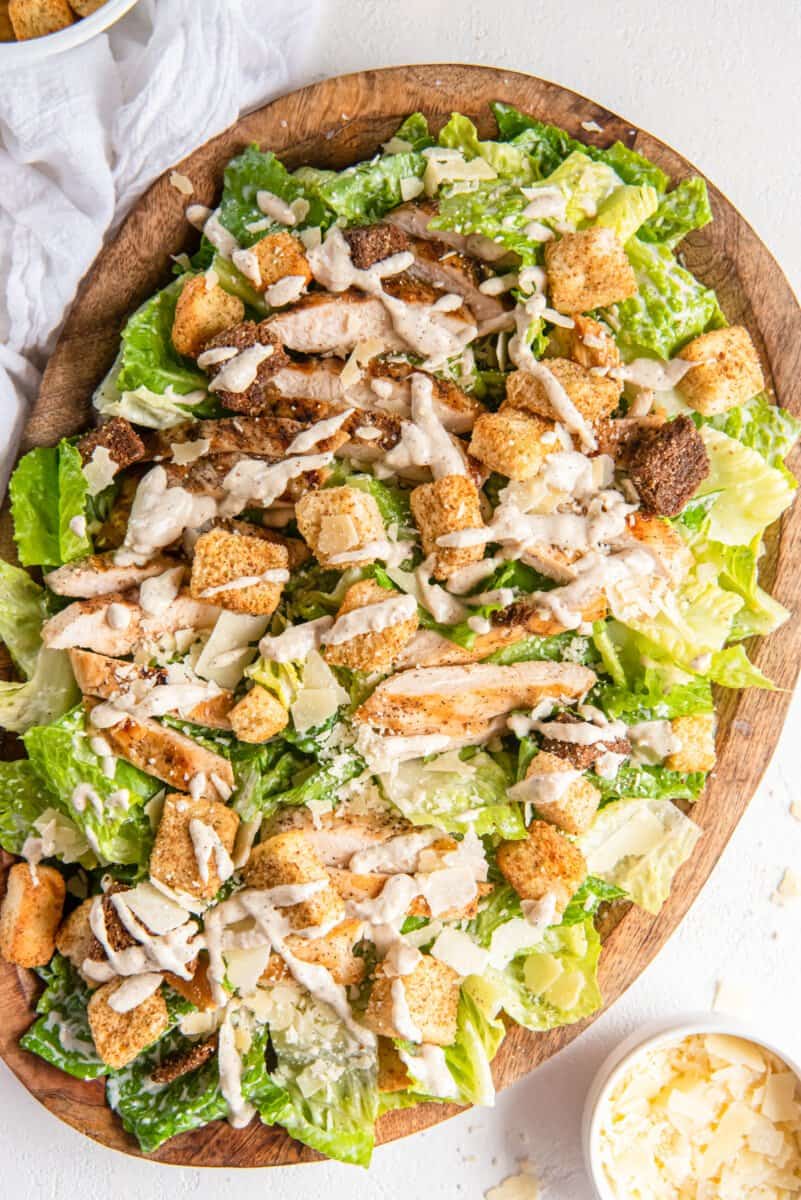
[[0, 0, 140, 67], [582, 1013, 801, 1200]]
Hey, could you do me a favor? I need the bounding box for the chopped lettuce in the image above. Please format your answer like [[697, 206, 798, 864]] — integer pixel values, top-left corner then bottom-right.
[[704, 393, 801, 476], [589, 762, 706, 805], [299, 150, 425, 227], [9, 441, 91, 568], [0, 560, 49, 678], [114, 278, 208, 398], [441, 983, 506, 1107], [438, 112, 536, 182], [638, 177, 713, 249], [467, 882, 524, 949], [691, 536, 789, 640], [24, 706, 157, 866], [593, 183, 659, 244], [345, 473, 413, 528], [431, 179, 542, 264], [609, 238, 724, 360], [20, 954, 108, 1080], [592, 669, 714, 723], [219, 144, 329, 246], [543, 150, 621, 224], [0, 761, 53, 855], [561, 876, 625, 925], [486, 629, 598, 667], [386, 112, 434, 152], [695, 426, 796, 547], [380, 750, 526, 839], [579, 797, 701, 913]]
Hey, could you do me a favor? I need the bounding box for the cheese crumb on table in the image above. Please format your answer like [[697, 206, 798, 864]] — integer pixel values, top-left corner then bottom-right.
[[598, 1032, 801, 1199], [772, 868, 801, 905], [485, 1169, 540, 1200]]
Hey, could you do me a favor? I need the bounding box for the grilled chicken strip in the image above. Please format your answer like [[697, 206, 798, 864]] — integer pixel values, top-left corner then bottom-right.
[[329, 868, 492, 921], [355, 660, 597, 737], [84, 700, 234, 798], [44, 553, 177, 599], [148, 416, 350, 461], [267, 291, 406, 356], [406, 237, 510, 330], [42, 590, 219, 655], [69, 649, 234, 729], [262, 808, 415, 867], [385, 199, 517, 266]]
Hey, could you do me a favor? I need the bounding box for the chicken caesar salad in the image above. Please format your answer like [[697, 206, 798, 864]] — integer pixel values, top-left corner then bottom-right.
[[0, 104, 797, 1165]]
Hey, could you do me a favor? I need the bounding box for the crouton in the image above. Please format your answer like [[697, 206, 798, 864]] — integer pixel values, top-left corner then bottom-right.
[[295, 485, 385, 568], [172, 275, 245, 358], [200, 321, 290, 415], [594, 414, 665, 464], [323, 578, 419, 672], [229, 685, 288, 743], [410, 475, 484, 581], [524, 750, 602, 835], [150, 792, 240, 902], [261, 919, 365, 986], [243, 831, 345, 932], [665, 713, 716, 774], [627, 414, 710, 517], [469, 409, 557, 480], [70, 0, 106, 13], [504, 359, 620, 425], [377, 1038, 411, 1093], [190, 526, 289, 615], [676, 326, 764, 416], [248, 231, 312, 292], [540, 717, 631, 773], [8, 0, 74, 39], [568, 315, 622, 372], [87, 979, 169, 1069], [497, 819, 586, 910], [0, 863, 65, 968], [627, 512, 693, 586], [77, 417, 145, 473], [362, 956, 460, 1046], [0, 2, 14, 39], [344, 224, 410, 269], [222, 519, 311, 571], [92, 704, 234, 797], [55, 898, 105, 983], [545, 227, 637, 314], [150, 1036, 218, 1085]]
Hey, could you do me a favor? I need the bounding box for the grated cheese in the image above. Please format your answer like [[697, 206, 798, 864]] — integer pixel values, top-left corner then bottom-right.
[[598, 1033, 801, 1199]]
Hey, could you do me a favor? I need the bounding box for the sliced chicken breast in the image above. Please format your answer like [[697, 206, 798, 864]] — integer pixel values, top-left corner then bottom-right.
[[69, 649, 234, 729], [42, 590, 219, 655], [267, 291, 406, 356], [355, 660, 597, 737], [385, 200, 517, 266], [162, 454, 331, 506], [84, 700, 234, 797], [44, 553, 177, 599], [149, 416, 349, 461], [328, 868, 491, 921], [262, 807, 413, 867], [406, 237, 510, 330]]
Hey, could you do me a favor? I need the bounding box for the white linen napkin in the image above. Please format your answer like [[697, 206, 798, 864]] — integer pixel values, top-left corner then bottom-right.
[[0, 0, 319, 487]]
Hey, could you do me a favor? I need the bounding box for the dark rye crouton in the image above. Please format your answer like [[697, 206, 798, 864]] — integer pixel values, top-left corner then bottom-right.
[[150, 1036, 218, 1085], [540, 713, 631, 771], [78, 417, 145, 473], [593, 415, 665, 464], [201, 321, 290, 416], [626, 415, 710, 517], [344, 223, 410, 269]]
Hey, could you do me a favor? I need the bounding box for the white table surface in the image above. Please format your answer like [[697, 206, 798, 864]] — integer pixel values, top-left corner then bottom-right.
[[3, 1, 801, 1195]]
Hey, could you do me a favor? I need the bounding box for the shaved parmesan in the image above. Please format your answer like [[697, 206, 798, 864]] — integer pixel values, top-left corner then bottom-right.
[[485, 1172, 539, 1200], [123, 882, 189, 934], [772, 868, 801, 905], [195, 611, 270, 689], [83, 445, 117, 496], [430, 927, 489, 977], [224, 944, 272, 995]]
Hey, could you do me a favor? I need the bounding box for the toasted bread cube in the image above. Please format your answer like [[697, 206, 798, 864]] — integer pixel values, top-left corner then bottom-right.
[[362, 956, 460, 1046], [327, 868, 488, 922], [77, 417, 145, 473], [9, 0, 74, 39], [628, 512, 693, 586], [525, 751, 601, 835], [626, 414, 710, 518], [545, 227, 637, 314], [55, 899, 102, 982], [295, 485, 385, 568], [229, 685, 288, 743], [676, 325, 764, 416], [70, 0, 106, 13], [568, 315, 622, 372], [410, 475, 484, 581], [250, 232, 312, 292], [243, 831, 345, 931], [0, 864, 65, 968], [665, 713, 716, 774], [539, 717, 630, 772], [469, 409, 557, 480], [262, 919, 365, 986], [171, 274, 245, 358], [150, 793, 239, 901], [377, 1038, 411, 1093], [344, 224, 410, 270], [497, 819, 586, 910], [504, 359, 620, 425], [87, 979, 169, 1069], [190, 526, 289, 615], [324, 578, 419, 672]]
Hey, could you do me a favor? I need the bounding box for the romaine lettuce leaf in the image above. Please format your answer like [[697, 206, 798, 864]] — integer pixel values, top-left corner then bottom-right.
[[609, 238, 724, 359], [589, 762, 706, 805], [24, 706, 157, 866], [219, 144, 329, 246], [0, 761, 53, 855], [485, 629, 598, 667], [431, 179, 543, 265], [299, 150, 425, 227], [579, 796, 700, 913], [691, 536, 789, 640], [704, 644, 776, 690], [386, 112, 434, 152], [696, 426, 796, 546], [592, 669, 714, 723], [443, 983, 506, 1107], [638, 177, 713, 249], [0, 644, 78, 735], [703, 393, 801, 476], [486, 918, 602, 1032], [543, 150, 621, 224], [0, 560, 48, 678], [9, 441, 92, 568], [114, 278, 208, 399], [380, 750, 526, 839], [345, 473, 413, 528], [593, 183, 659, 244], [438, 113, 535, 182], [560, 876, 625, 925], [20, 954, 107, 1080]]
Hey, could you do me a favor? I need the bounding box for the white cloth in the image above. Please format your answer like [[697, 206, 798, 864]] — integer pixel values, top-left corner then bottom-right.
[[0, 0, 319, 486]]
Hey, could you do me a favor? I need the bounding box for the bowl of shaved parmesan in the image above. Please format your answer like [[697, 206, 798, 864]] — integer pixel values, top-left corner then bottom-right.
[[583, 1015, 801, 1199]]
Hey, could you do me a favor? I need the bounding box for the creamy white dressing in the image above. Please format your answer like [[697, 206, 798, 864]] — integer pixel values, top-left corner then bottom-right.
[[414, 557, 468, 624], [349, 829, 442, 875], [219, 452, 332, 518], [509, 769, 581, 805], [85, 892, 200, 983], [509, 302, 597, 451], [265, 274, 308, 307], [390, 978, 422, 1042], [107, 972, 163, 1014], [198, 568, 289, 598], [398, 1044, 458, 1100], [531, 717, 628, 745], [139, 566, 184, 616], [218, 1005, 256, 1128], [286, 408, 353, 454], [197, 345, 238, 369], [384, 373, 468, 479], [256, 190, 298, 225], [629, 720, 678, 765], [189, 818, 235, 885], [208, 343, 275, 394], [322, 593, 417, 646], [610, 357, 697, 391], [119, 466, 217, 563], [326, 537, 415, 569], [259, 615, 334, 663], [199, 208, 239, 259], [69, 514, 87, 538], [71, 783, 104, 818]]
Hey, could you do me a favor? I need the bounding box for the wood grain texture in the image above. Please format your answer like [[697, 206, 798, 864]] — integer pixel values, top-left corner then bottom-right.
[[1, 63, 800, 1167]]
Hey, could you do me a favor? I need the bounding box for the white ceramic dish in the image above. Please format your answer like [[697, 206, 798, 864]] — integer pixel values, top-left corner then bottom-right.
[[0, 0, 139, 66], [582, 1013, 801, 1200]]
